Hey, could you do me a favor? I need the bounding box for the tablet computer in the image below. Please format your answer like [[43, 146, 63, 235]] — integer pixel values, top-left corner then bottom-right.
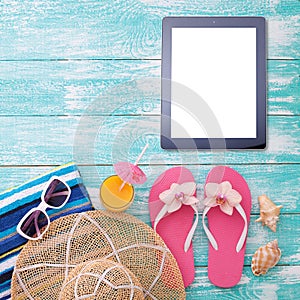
[[161, 17, 266, 149]]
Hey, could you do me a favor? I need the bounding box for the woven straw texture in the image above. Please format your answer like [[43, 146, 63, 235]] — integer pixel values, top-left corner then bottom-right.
[[11, 210, 186, 300], [60, 259, 144, 299]]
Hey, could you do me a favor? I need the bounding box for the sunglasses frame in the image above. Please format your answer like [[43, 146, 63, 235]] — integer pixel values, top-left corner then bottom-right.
[[16, 176, 71, 241]]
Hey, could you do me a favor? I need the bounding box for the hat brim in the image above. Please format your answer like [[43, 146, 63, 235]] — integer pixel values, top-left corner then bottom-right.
[[12, 210, 185, 300]]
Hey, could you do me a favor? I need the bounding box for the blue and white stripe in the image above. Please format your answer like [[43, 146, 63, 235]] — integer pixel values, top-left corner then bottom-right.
[[0, 162, 93, 300]]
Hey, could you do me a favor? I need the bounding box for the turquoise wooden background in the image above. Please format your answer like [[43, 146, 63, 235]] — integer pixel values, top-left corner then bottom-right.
[[0, 0, 299, 299]]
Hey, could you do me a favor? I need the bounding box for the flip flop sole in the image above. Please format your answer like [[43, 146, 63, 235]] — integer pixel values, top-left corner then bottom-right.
[[205, 166, 251, 288], [149, 167, 196, 287]]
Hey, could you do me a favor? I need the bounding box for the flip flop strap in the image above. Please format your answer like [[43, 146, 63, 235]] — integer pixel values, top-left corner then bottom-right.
[[154, 203, 199, 253], [202, 203, 247, 253]]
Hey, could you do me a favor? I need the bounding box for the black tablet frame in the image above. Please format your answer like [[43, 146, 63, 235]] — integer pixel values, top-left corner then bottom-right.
[[161, 16, 266, 149]]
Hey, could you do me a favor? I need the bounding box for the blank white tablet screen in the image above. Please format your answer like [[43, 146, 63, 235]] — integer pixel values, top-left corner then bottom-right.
[[171, 27, 256, 138]]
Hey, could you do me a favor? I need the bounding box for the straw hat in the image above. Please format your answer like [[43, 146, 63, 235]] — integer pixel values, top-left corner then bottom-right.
[[59, 259, 144, 299], [12, 210, 185, 300]]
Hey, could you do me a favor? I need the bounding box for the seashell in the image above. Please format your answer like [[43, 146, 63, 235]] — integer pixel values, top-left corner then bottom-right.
[[251, 239, 281, 276], [255, 195, 283, 232]]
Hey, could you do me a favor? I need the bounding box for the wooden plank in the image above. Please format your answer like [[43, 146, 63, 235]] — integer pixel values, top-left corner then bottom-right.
[[0, 60, 299, 116], [0, 0, 298, 297], [0, 164, 297, 213], [78, 164, 300, 214], [80, 166, 300, 267], [0, 60, 161, 116], [0, 165, 299, 267], [186, 266, 300, 299], [268, 60, 300, 115], [0, 115, 299, 165], [79, 115, 300, 165], [193, 214, 300, 266], [0, 0, 299, 59]]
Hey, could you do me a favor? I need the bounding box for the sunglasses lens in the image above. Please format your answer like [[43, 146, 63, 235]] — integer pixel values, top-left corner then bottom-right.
[[45, 179, 70, 207], [19, 210, 48, 239]]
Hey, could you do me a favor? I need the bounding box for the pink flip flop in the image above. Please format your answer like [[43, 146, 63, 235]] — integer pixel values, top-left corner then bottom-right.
[[202, 166, 251, 288], [148, 167, 198, 287]]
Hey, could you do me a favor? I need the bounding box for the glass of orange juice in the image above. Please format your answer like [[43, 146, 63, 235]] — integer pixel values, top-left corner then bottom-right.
[[99, 144, 148, 212], [100, 175, 135, 212]]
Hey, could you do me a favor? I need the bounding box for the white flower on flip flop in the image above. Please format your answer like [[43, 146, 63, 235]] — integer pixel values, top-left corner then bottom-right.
[[204, 181, 242, 215], [159, 182, 199, 213]]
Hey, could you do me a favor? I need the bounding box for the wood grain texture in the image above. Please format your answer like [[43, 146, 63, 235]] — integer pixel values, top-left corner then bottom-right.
[[0, 0, 299, 298], [0, 164, 298, 213], [0, 116, 299, 165], [0, 60, 299, 116], [0, 165, 299, 267], [193, 214, 300, 266], [0, 0, 299, 59], [80, 115, 300, 165], [81, 164, 300, 215]]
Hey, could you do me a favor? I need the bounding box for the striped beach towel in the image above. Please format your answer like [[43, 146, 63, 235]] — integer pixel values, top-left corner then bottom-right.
[[0, 162, 93, 300]]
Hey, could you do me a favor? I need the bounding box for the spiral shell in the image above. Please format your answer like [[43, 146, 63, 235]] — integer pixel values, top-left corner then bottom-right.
[[255, 195, 283, 232], [251, 240, 281, 276]]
